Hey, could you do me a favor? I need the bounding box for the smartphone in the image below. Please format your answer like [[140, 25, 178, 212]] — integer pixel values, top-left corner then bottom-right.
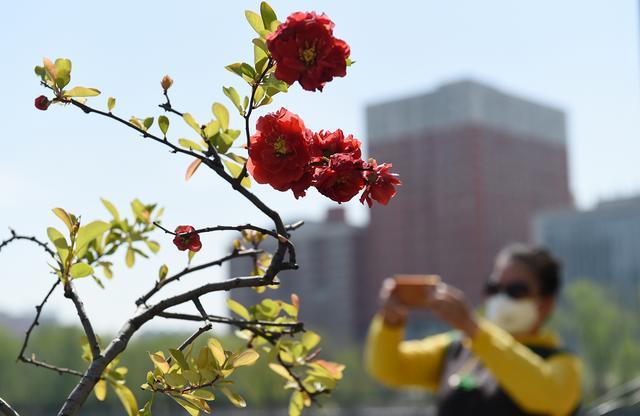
[[392, 274, 441, 308]]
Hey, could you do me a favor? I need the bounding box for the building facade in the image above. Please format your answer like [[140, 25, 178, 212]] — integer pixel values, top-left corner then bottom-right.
[[360, 80, 573, 333], [533, 196, 640, 307]]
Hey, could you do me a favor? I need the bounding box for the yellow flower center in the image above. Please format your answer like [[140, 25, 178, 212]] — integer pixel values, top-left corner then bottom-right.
[[273, 137, 289, 157], [300, 44, 317, 66]]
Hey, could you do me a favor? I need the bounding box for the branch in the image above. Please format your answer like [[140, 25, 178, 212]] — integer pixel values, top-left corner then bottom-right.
[[135, 248, 262, 306], [157, 311, 304, 333], [63, 282, 101, 359], [0, 230, 55, 258], [0, 397, 20, 416], [158, 90, 184, 117]]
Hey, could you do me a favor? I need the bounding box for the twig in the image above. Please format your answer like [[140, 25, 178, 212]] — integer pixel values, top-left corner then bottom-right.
[[157, 312, 304, 332], [177, 323, 212, 353], [158, 90, 184, 117], [135, 248, 262, 306], [0, 397, 20, 416], [63, 282, 101, 359], [0, 231, 55, 258]]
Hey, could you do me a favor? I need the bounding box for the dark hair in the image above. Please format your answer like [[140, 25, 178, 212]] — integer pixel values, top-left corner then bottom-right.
[[496, 243, 562, 297]]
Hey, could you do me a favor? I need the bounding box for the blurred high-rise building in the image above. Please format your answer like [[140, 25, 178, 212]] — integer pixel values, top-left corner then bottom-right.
[[533, 196, 640, 308], [359, 79, 573, 335]]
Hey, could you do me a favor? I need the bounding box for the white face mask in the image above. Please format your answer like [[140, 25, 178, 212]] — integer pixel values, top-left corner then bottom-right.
[[485, 294, 539, 334]]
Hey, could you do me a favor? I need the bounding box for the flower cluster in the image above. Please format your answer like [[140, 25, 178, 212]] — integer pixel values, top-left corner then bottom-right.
[[247, 108, 401, 206], [266, 11, 350, 92]]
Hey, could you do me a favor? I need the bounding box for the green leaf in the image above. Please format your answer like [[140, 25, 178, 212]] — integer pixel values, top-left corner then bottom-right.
[[69, 263, 94, 278], [145, 240, 160, 254], [227, 298, 250, 320], [107, 97, 115, 112], [231, 349, 259, 367], [94, 379, 107, 401], [212, 103, 229, 130], [64, 86, 101, 97], [54, 58, 72, 89], [100, 197, 120, 221], [289, 391, 304, 416], [269, 363, 294, 381], [52, 207, 74, 233], [125, 246, 135, 268], [47, 227, 69, 263], [245, 10, 265, 34], [158, 264, 168, 281], [220, 387, 246, 408], [260, 2, 278, 30], [34, 65, 46, 78], [172, 397, 200, 416], [143, 117, 154, 130], [207, 338, 226, 367], [203, 120, 220, 139], [149, 352, 170, 373], [223, 160, 251, 188], [182, 113, 202, 135], [225, 63, 257, 83], [178, 138, 204, 152], [131, 199, 148, 222], [158, 115, 169, 136], [113, 384, 138, 416], [169, 348, 190, 370], [224, 152, 247, 164], [191, 389, 215, 401], [223, 86, 243, 115], [164, 372, 187, 387], [75, 220, 110, 254]]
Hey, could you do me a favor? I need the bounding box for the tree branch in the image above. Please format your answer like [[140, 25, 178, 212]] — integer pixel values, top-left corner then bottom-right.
[[157, 311, 304, 333], [63, 282, 101, 359], [158, 90, 184, 117], [135, 248, 262, 306], [0, 397, 20, 416], [0, 230, 55, 258]]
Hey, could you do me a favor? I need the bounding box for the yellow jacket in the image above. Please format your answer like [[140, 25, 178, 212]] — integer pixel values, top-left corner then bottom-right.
[[365, 314, 582, 416]]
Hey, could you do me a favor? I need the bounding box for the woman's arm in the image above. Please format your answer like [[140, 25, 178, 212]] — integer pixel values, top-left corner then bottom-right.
[[470, 318, 582, 416], [364, 313, 451, 390]]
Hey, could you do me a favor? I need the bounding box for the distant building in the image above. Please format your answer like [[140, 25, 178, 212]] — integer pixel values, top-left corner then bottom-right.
[[533, 196, 640, 307], [362, 79, 573, 332], [228, 208, 366, 344]]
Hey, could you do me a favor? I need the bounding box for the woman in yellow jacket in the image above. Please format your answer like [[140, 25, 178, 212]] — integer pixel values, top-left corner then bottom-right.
[[365, 244, 582, 416]]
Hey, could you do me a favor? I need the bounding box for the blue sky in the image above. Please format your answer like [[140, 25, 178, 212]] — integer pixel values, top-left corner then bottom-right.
[[1, 1, 639, 333]]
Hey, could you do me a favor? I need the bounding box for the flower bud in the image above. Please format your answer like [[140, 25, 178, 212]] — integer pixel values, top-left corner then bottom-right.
[[161, 75, 173, 91], [34, 95, 50, 111]]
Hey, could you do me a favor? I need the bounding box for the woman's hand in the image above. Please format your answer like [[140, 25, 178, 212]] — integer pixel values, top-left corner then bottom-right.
[[427, 283, 479, 338], [378, 278, 409, 327]]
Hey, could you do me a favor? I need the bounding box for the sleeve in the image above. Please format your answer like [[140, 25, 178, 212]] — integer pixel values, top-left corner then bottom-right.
[[470, 318, 582, 416], [364, 314, 451, 391]]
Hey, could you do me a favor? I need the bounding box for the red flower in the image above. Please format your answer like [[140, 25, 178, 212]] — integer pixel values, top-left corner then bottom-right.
[[266, 12, 350, 92], [314, 154, 366, 203], [312, 129, 361, 159], [35, 95, 50, 111], [247, 108, 313, 190], [173, 225, 202, 252], [360, 160, 402, 207]]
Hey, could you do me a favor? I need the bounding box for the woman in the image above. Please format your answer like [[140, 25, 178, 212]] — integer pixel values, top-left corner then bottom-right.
[[365, 244, 582, 416]]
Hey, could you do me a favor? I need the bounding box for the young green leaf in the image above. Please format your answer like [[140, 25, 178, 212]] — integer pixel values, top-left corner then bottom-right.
[[223, 160, 251, 188], [158, 264, 168, 281], [52, 207, 74, 233], [143, 117, 154, 130], [191, 389, 215, 401], [232, 349, 259, 367], [64, 87, 101, 97], [182, 113, 202, 135], [158, 115, 169, 136], [46, 227, 70, 264], [289, 391, 304, 416], [220, 387, 247, 408], [169, 348, 190, 370], [223, 86, 243, 114], [54, 58, 72, 89], [269, 363, 294, 381], [125, 246, 135, 268], [113, 384, 139, 416], [227, 298, 251, 320], [260, 2, 278, 30], [212, 103, 229, 130], [100, 197, 120, 221], [69, 263, 94, 278], [207, 338, 226, 367], [178, 138, 204, 152], [245, 10, 265, 34], [75, 220, 110, 255], [107, 97, 116, 112], [149, 352, 170, 373], [94, 379, 107, 401], [172, 397, 200, 416]]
